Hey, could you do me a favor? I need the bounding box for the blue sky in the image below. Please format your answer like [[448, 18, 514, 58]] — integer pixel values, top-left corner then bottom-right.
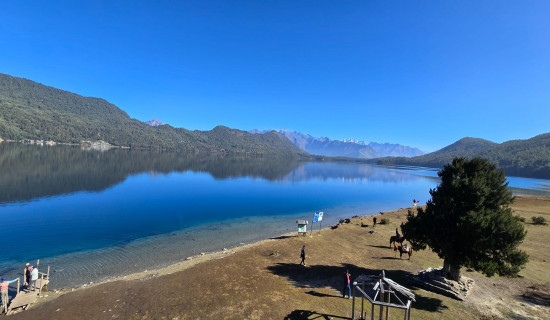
[[1, 1, 549, 151]]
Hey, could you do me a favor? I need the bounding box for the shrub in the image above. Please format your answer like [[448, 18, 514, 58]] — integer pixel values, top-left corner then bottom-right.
[[532, 216, 547, 225], [517, 216, 526, 223], [380, 218, 390, 225]]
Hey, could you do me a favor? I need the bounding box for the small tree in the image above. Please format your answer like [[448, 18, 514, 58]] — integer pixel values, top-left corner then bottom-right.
[[402, 157, 528, 281]]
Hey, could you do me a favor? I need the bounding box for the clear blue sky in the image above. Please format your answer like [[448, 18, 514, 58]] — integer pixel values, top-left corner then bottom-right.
[[1, 1, 549, 151]]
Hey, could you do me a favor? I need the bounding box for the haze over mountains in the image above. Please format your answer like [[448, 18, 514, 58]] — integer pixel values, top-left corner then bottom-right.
[[250, 129, 425, 158]]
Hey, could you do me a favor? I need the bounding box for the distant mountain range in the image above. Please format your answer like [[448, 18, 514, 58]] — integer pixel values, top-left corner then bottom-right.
[[377, 135, 550, 179], [250, 129, 425, 158], [0, 73, 305, 157], [144, 119, 166, 127], [1, 73, 548, 179]]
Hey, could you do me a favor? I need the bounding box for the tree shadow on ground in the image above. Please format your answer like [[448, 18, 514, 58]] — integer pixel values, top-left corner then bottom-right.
[[519, 284, 550, 306], [374, 256, 400, 260], [305, 290, 341, 298], [271, 235, 295, 240], [366, 244, 391, 249], [284, 309, 350, 320], [267, 263, 447, 312]]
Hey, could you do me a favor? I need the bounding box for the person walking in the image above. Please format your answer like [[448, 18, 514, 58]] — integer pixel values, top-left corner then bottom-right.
[[300, 245, 306, 266], [29, 266, 38, 292], [1, 277, 17, 313], [372, 217, 377, 227], [343, 270, 352, 299], [23, 263, 30, 289]]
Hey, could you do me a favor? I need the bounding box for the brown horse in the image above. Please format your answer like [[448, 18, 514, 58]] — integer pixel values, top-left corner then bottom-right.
[[389, 235, 405, 247], [394, 244, 413, 260]]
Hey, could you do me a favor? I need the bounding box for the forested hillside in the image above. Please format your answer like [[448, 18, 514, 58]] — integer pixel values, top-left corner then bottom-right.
[[378, 135, 550, 179], [0, 73, 305, 157]]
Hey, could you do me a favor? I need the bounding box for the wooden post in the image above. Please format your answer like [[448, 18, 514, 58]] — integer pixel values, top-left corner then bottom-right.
[[36, 259, 40, 268], [361, 282, 365, 319], [379, 279, 384, 320], [47, 266, 50, 290], [385, 291, 390, 319], [17, 277, 20, 295], [39, 273, 43, 295], [351, 282, 356, 319]]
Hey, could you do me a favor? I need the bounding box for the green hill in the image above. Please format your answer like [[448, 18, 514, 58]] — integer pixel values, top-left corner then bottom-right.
[[378, 135, 550, 179], [0, 73, 305, 157], [478, 133, 550, 178]]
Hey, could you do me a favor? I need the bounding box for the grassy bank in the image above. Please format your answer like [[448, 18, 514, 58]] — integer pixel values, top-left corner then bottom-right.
[[11, 196, 550, 319]]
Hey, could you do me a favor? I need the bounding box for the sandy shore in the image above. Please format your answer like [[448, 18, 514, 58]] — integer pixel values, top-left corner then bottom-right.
[[10, 196, 550, 319]]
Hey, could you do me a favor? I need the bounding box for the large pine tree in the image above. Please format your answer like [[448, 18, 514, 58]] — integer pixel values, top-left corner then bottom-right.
[[402, 157, 528, 281]]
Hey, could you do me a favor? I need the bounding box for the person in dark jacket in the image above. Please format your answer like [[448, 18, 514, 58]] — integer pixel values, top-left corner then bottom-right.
[[24, 263, 30, 289], [300, 245, 306, 266]]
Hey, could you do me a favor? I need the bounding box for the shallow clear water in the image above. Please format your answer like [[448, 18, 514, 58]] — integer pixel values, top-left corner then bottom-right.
[[0, 144, 548, 288]]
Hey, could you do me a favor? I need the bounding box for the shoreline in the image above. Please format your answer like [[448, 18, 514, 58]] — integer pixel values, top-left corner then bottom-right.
[[7, 203, 395, 290], [10, 195, 550, 319]]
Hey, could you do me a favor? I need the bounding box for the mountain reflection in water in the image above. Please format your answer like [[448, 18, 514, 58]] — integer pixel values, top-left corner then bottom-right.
[[0, 144, 437, 204]]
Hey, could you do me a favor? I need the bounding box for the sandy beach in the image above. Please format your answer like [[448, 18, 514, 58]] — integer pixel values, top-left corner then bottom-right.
[[9, 196, 550, 319]]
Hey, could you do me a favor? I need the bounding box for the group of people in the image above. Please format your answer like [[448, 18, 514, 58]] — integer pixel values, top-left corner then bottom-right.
[[24, 263, 39, 292], [0, 263, 39, 313]]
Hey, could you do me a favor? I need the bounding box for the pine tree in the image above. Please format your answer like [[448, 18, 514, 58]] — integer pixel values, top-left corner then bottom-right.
[[402, 157, 528, 281]]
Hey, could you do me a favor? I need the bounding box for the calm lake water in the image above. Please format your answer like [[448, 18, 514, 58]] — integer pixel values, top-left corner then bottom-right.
[[1, 144, 549, 288]]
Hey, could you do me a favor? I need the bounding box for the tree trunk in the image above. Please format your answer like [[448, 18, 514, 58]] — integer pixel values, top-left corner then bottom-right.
[[443, 259, 451, 275], [449, 265, 461, 282]]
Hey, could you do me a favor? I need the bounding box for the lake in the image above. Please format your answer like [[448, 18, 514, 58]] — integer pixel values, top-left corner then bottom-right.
[[1, 143, 549, 288]]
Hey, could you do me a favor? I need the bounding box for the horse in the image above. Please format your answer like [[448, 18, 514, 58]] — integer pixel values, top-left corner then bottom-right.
[[394, 244, 413, 260], [389, 235, 405, 247]]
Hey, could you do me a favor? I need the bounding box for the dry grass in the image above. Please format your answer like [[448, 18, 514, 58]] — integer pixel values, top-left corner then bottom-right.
[[11, 196, 550, 320]]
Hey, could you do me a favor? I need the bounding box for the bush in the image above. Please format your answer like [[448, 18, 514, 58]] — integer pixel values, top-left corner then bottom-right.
[[532, 216, 547, 225], [380, 218, 390, 225], [517, 216, 526, 223]]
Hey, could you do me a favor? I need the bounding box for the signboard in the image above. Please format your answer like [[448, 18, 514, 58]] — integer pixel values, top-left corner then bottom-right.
[[296, 220, 308, 235], [313, 211, 324, 223]]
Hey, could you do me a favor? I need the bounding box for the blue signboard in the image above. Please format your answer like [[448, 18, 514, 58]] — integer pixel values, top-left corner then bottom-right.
[[313, 211, 324, 223]]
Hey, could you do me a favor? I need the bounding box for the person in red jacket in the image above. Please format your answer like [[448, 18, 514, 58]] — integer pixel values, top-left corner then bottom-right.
[[343, 270, 351, 299]]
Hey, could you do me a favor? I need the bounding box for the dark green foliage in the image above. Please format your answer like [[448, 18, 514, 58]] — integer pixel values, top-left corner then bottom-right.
[[531, 216, 547, 225], [378, 136, 550, 179], [517, 216, 526, 223], [380, 218, 390, 225], [402, 157, 528, 280], [0, 73, 306, 157]]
